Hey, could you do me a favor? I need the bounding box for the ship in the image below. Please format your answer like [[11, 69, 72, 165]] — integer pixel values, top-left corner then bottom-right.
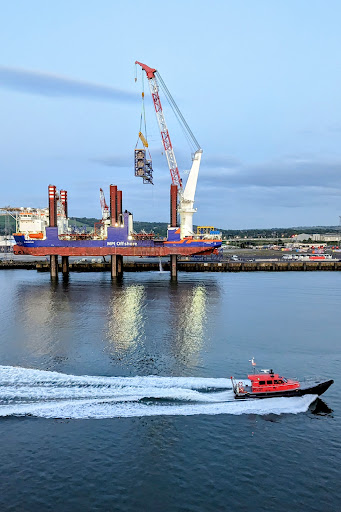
[[13, 212, 222, 257], [231, 360, 333, 400], [14, 62, 223, 261], [13, 186, 222, 258]]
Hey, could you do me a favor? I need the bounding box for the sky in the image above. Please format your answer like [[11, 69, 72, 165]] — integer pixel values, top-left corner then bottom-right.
[[1, 0, 341, 229]]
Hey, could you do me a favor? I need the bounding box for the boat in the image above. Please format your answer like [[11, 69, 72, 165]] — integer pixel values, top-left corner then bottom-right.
[[231, 359, 333, 399], [13, 211, 221, 257], [13, 185, 222, 258]]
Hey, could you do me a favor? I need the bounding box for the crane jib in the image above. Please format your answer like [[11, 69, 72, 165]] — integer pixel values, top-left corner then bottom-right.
[[161, 131, 172, 151], [148, 76, 182, 188], [135, 60, 199, 190], [135, 61, 208, 239], [152, 93, 162, 113]]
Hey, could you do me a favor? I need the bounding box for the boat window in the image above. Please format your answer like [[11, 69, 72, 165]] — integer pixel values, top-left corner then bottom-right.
[[267, 380, 272, 385], [274, 380, 283, 384], [259, 381, 265, 385]]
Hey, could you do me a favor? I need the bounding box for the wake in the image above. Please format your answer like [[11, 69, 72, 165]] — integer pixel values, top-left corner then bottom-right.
[[0, 366, 317, 419]]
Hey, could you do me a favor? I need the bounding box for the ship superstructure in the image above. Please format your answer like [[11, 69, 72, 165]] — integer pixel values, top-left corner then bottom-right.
[[13, 184, 221, 258], [16, 187, 69, 240]]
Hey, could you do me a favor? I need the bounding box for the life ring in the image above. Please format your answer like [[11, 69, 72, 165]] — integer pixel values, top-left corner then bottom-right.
[[238, 382, 244, 393]]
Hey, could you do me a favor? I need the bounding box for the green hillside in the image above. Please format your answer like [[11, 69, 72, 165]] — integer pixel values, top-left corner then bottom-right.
[[1, 213, 340, 239]]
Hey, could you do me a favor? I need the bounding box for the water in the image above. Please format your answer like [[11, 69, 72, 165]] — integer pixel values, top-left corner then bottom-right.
[[159, 257, 164, 272], [0, 270, 340, 511]]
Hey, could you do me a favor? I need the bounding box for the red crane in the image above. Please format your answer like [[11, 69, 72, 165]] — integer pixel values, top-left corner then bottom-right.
[[100, 188, 109, 220], [135, 61, 183, 188], [135, 61, 202, 238]]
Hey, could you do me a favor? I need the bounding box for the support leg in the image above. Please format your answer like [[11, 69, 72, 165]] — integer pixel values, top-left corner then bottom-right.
[[170, 254, 178, 279], [111, 255, 123, 279], [111, 255, 117, 278], [117, 255, 123, 278], [50, 255, 58, 279], [62, 256, 69, 276]]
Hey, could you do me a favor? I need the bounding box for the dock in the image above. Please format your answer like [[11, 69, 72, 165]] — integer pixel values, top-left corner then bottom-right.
[[1, 259, 341, 272]]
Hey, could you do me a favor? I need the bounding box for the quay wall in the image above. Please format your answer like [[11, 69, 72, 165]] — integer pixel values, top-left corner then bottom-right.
[[1, 260, 341, 272]]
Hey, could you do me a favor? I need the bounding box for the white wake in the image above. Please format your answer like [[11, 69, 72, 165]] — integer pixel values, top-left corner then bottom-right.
[[0, 366, 317, 419]]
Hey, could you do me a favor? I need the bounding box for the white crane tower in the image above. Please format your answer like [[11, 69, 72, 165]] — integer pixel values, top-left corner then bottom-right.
[[135, 61, 202, 239]]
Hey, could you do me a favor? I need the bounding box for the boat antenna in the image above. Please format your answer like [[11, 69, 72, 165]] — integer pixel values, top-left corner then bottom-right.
[[249, 357, 256, 374]]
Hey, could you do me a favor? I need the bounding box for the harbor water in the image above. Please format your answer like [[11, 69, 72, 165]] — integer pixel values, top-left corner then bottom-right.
[[0, 270, 340, 511]]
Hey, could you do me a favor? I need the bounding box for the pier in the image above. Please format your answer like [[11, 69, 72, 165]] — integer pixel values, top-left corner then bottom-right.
[[1, 259, 341, 272]]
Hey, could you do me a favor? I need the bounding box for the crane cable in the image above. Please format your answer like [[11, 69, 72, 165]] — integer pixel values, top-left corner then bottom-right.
[[135, 70, 152, 160], [156, 72, 201, 153], [158, 77, 197, 153]]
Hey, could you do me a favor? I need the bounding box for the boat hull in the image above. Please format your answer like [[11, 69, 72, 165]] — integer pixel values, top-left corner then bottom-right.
[[13, 219, 222, 257], [234, 379, 334, 399], [13, 244, 219, 257]]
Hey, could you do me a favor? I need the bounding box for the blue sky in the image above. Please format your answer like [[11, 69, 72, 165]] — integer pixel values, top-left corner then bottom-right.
[[1, 0, 341, 229]]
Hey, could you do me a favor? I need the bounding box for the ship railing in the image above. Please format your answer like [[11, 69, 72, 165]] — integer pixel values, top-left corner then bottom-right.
[[230, 377, 248, 394], [131, 231, 156, 240]]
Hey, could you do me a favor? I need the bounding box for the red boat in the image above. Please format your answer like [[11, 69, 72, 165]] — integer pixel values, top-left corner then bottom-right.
[[231, 360, 333, 399]]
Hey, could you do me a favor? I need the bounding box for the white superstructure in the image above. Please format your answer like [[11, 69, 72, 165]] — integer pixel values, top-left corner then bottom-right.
[[18, 208, 49, 236], [178, 150, 202, 238], [18, 192, 69, 238]]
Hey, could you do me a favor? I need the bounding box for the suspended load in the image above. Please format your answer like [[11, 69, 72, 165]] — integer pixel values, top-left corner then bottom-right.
[[134, 131, 153, 184], [134, 149, 153, 184], [134, 84, 154, 184]]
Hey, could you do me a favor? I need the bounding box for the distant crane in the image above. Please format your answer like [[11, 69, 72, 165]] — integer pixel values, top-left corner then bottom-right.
[[100, 188, 109, 221], [135, 61, 202, 238], [94, 188, 110, 238]]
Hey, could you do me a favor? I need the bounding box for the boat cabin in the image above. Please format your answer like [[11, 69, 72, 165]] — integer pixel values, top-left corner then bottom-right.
[[248, 370, 300, 393]]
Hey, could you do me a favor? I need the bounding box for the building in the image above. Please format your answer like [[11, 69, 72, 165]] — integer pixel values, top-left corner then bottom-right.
[[0, 236, 15, 253], [312, 233, 341, 242]]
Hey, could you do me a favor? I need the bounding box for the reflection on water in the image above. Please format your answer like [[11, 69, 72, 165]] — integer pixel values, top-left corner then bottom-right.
[[171, 285, 208, 365], [8, 280, 71, 362], [3, 273, 220, 372], [103, 277, 218, 369], [106, 284, 145, 354]]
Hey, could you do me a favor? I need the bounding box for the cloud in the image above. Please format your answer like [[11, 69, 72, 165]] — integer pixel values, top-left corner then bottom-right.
[[202, 154, 241, 168], [91, 146, 190, 170], [0, 66, 137, 102], [200, 157, 341, 189], [90, 150, 341, 213]]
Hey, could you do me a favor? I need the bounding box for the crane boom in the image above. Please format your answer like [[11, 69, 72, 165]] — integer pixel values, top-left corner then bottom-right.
[[135, 60, 203, 238], [135, 61, 182, 188]]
